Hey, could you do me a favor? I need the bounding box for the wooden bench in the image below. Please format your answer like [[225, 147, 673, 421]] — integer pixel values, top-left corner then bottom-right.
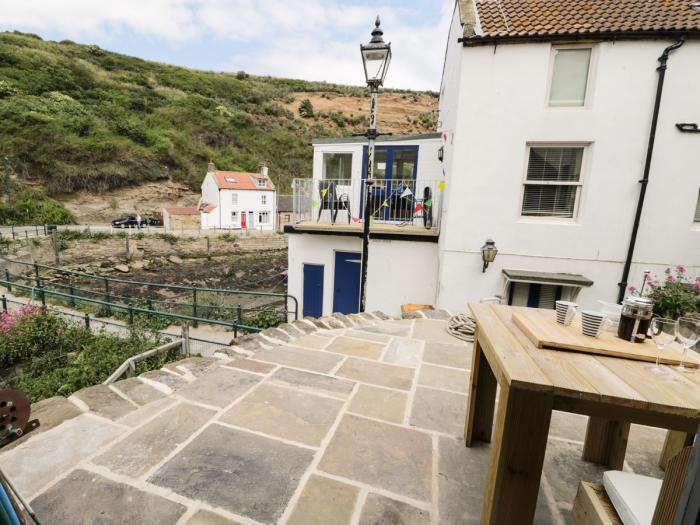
[[572, 446, 693, 525]]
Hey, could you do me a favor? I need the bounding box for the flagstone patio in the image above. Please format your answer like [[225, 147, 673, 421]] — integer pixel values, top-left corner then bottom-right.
[[0, 312, 668, 524]]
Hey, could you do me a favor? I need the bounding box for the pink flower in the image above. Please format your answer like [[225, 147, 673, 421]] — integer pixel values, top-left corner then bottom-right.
[[666, 275, 676, 283], [676, 264, 686, 274], [664, 267, 671, 275], [628, 286, 637, 294]]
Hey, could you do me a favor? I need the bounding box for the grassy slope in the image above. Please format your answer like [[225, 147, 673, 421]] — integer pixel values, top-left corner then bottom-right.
[[0, 31, 436, 214]]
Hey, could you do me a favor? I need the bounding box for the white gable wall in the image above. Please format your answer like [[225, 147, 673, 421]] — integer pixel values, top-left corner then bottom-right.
[[436, 38, 700, 310], [200, 172, 276, 230]]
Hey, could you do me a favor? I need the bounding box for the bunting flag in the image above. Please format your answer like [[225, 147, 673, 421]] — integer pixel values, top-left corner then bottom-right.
[[437, 181, 446, 191], [352, 216, 361, 223], [321, 188, 328, 198], [381, 199, 389, 208], [400, 187, 413, 198], [424, 198, 433, 207], [369, 216, 375, 225], [414, 203, 424, 213], [311, 199, 319, 208]]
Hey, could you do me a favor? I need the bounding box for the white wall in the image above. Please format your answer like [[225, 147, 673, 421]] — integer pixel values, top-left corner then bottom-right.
[[200, 173, 276, 231], [435, 38, 700, 311], [288, 234, 439, 318]]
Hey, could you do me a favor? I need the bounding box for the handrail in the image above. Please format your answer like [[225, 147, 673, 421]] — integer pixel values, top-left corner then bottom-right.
[[0, 256, 298, 320], [104, 339, 183, 384], [0, 279, 263, 333]]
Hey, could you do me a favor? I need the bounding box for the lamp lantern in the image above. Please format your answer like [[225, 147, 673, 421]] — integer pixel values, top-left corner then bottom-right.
[[481, 239, 498, 272], [360, 17, 392, 88]]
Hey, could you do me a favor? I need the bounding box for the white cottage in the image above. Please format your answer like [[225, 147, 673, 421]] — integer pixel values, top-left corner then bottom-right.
[[200, 162, 276, 231], [286, 0, 700, 318]]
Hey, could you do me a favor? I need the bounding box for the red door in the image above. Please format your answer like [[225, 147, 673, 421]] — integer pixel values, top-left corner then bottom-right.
[[241, 212, 247, 229]]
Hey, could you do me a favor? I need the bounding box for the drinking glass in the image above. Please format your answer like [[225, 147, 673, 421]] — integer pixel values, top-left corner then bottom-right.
[[649, 317, 676, 372], [676, 316, 700, 372]]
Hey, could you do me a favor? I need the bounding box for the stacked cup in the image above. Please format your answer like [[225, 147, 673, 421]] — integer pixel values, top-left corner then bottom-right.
[[581, 310, 606, 337], [555, 301, 578, 326]]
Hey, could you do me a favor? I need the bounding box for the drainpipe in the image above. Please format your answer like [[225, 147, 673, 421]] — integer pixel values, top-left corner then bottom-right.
[[617, 37, 685, 303]]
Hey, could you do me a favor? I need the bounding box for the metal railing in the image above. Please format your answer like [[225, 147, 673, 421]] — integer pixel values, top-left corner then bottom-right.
[[0, 256, 297, 325], [292, 178, 442, 230]]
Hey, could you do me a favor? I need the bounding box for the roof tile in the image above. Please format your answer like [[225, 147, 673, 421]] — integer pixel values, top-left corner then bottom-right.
[[212, 171, 275, 191]]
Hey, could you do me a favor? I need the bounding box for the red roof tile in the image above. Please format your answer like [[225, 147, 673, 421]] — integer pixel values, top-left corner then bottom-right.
[[470, 0, 700, 39], [212, 171, 275, 191]]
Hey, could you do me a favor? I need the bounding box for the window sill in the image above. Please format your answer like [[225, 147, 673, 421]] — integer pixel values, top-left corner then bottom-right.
[[517, 217, 581, 226]]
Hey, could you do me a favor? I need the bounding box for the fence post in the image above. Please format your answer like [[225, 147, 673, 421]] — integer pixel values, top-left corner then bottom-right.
[[128, 302, 134, 325], [206, 237, 211, 260], [192, 288, 198, 327], [1, 294, 7, 313], [103, 278, 111, 315], [43, 224, 47, 235], [181, 323, 191, 357], [35, 225, 38, 236], [69, 283, 76, 307], [33, 262, 40, 288], [24, 231, 28, 240], [11, 226, 15, 240], [39, 288, 45, 307], [84, 313, 90, 329], [4, 269, 10, 292]]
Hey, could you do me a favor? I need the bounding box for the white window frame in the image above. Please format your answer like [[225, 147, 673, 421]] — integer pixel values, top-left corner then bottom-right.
[[261, 194, 267, 205], [322, 152, 353, 183], [257, 178, 266, 188], [230, 210, 239, 225], [518, 142, 591, 223], [231, 192, 239, 206], [258, 211, 270, 224], [545, 44, 597, 109]]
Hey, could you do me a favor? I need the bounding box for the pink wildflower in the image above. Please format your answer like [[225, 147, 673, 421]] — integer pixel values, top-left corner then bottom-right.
[[628, 286, 637, 294], [666, 275, 676, 283], [676, 264, 686, 274], [664, 267, 671, 275]]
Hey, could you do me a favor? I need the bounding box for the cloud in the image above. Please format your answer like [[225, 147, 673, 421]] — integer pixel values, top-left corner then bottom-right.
[[1, 0, 453, 90]]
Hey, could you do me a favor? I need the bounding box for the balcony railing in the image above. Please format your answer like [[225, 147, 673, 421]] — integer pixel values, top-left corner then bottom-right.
[[291, 178, 442, 234]]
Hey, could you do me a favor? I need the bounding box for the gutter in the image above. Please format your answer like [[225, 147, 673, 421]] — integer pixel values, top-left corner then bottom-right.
[[459, 30, 700, 47], [616, 37, 686, 303]]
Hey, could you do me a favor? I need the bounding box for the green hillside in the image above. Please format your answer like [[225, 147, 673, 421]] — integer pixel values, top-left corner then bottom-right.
[[0, 31, 434, 225]]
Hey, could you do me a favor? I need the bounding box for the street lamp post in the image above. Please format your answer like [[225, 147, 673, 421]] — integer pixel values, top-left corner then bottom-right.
[[359, 16, 391, 312]]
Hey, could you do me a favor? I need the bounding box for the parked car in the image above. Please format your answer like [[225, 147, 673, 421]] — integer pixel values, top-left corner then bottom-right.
[[111, 216, 143, 228]]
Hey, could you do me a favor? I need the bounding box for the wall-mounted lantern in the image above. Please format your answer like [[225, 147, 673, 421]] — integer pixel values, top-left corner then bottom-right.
[[481, 239, 498, 272], [437, 146, 444, 162]]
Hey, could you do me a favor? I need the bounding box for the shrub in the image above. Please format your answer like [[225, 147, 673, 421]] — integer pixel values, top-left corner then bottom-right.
[[298, 98, 314, 118], [630, 265, 699, 320]]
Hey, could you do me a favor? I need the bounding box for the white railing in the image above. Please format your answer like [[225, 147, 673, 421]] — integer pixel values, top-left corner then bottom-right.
[[292, 178, 442, 230]]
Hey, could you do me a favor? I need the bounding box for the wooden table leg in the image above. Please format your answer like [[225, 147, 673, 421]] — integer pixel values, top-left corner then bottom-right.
[[465, 334, 498, 446], [582, 417, 630, 469], [659, 430, 695, 471], [480, 384, 553, 525]]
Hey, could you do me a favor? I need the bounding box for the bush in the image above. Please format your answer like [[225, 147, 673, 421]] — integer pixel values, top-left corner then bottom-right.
[[630, 265, 699, 320], [298, 98, 314, 118]]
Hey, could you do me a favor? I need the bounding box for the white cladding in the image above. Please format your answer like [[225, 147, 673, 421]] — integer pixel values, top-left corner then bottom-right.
[[436, 9, 700, 310], [287, 234, 438, 318], [200, 171, 276, 231]]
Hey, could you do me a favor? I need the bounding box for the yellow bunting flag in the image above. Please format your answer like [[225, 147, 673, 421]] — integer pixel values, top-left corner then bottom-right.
[[311, 199, 319, 208], [381, 200, 388, 208], [437, 181, 446, 191], [369, 216, 375, 225], [321, 188, 328, 198]]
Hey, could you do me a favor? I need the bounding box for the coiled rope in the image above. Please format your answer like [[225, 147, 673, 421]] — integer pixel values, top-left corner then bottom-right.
[[446, 313, 476, 342]]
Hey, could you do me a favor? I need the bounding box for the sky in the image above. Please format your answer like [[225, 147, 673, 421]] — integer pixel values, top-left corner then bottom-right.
[[1, 0, 454, 91]]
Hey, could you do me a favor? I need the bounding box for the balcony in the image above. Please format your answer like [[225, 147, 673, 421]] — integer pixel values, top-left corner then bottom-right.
[[288, 178, 442, 239]]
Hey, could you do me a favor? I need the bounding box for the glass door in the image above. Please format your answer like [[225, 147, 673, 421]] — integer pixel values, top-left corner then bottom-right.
[[362, 146, 418, 222]]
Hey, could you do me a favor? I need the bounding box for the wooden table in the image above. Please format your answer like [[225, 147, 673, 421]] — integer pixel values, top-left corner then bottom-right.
[[464, 304, 700, 525]]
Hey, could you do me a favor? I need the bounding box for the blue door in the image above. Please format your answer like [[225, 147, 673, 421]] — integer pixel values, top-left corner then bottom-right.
[[332, 251, 361, 314], [361, 145, 419, 222], [303, 264, 324, 318]]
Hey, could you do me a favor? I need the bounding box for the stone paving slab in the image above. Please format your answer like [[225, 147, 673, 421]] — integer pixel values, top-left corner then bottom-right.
[[412, 319, 461, 344], [335, 358, 415, 391], [358, 322, 411, 337], [290, 333, 330, 350], [2, 396, 82, 450], [111, 377, 166, 405], [31, 469, 187, 525], [319, 414, 433, 502], [410, 387, 467, 437], [325, 336, 385, 359], [422, 342, 471, 369], [220, 384, 343, 446], [344, 329, 392, 343], [166, 357, 220, 377], [140, 369, 189, 391], [117, 396, 177, 427], [225, 358, 276, 374], [177, 367, 261, 408], [418, 364, 468, 393], [70, 384, 137, 420], [382, 338, 422, 367], [253, 345, 343, 373], [94, 402, 216, 477], [360, 493, 430, 525], [186, 510, 243, 525], [348, 384, 407, 424], [149, 424, 314, 523], [267, 367, 355, 399], [1, 414, 124, 497], [287, 474, 359, 525]]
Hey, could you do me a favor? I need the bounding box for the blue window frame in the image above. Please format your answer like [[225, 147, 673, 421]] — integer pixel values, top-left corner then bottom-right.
[[361, 145, 419, 222]]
